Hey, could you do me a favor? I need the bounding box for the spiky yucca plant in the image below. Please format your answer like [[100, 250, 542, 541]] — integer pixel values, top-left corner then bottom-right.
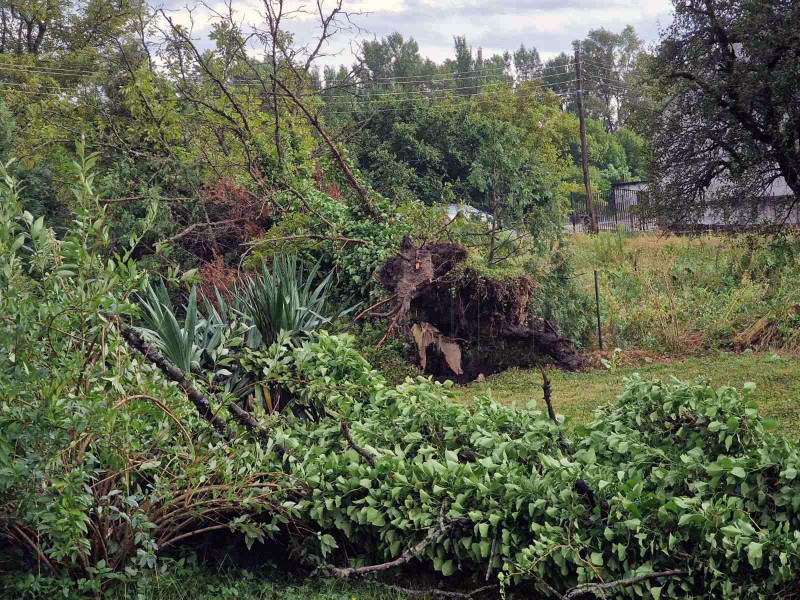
[[235, 255, 346, 347], [137, 282, 204, 372]]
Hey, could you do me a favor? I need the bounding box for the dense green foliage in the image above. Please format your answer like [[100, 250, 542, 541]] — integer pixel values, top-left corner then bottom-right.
[[0, 151, 291, 594], [3, 1, 800, 597], [4, 167, 800, 598]]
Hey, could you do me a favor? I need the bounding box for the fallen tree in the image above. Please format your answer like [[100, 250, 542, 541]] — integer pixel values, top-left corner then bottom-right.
[[254, 335, 800, 598], [371, 237, 583, 379]]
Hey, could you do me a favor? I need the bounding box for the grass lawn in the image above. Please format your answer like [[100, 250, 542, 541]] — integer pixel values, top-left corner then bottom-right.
[[454, 351, 800, 438], [9, 567, 402, 600]]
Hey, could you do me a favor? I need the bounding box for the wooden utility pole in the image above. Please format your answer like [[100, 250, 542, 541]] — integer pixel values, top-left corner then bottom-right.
[[575, 44, 597, 233]]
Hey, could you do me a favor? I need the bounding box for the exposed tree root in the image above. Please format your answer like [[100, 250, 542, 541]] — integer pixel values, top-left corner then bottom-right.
[[371, 238, 583, 378]]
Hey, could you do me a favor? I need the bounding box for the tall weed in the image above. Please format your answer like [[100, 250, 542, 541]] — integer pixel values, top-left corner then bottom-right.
[[573, 233, 800, 353]]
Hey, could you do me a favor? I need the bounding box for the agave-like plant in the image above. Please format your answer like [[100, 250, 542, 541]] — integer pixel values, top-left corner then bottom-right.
[[204, 288, 262, 350], [137, 281, 207, 372], [234, 255, 349, 347], [136, 257, 353, 417]]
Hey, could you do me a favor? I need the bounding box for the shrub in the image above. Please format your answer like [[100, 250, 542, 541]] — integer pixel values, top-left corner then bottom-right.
[[254, 338, 800, 598], [5, 152, 800, 599], [0, 152, 290, 593], [235, 255, 347, 347], [528, 246, 595, 349]]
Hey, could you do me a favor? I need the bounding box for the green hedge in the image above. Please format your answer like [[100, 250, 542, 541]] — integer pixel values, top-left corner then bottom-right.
[[242, 335, 800, 598]]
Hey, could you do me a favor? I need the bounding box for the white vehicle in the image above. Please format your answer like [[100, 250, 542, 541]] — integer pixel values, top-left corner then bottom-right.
[[446, 203, 494, 223]]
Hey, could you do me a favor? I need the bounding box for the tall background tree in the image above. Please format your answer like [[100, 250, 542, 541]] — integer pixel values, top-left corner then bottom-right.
[[650, 0, 800, 224], [541, 27, 645, 132]]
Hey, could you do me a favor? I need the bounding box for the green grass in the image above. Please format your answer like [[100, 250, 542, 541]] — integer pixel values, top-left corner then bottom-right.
[[134, 574, 393, 600], [1, 564, 400, 599], [454, 351, 800, 438], [559, 232, 800, 354]]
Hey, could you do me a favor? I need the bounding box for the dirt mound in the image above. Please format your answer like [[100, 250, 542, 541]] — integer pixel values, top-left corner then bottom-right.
[[377, 238, 583, 379]]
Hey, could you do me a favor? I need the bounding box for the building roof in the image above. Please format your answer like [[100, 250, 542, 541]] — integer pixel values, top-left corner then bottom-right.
[[611, 180, 648, 188]]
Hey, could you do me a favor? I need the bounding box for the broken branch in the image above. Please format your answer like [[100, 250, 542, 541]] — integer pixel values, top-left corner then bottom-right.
[[540, 366, 558, 425], [340, 420, 376, 466], [329, 518, 461, 577], [122, 327, 292, 457], [122, 327, 231, 437], [269, 74, 376, 218], [564, 570, 687, 599], [378, 584, 498, 598]]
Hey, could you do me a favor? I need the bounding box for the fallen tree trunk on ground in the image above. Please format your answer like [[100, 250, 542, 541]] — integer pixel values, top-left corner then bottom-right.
[[122, 327, 292, 457]]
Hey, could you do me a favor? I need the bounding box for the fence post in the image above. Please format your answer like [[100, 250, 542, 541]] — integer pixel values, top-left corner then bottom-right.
[[594, 270, 603, 351], [630, 192, 636, 231], [570, 194, 577, 233]]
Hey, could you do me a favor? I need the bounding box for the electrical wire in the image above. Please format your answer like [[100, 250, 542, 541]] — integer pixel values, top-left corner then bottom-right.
[[345, 58, 574, 83], [580, 59, 618, 74], [322, 87, 577, 116], [354, 60, 575, 84], [0, 88, 67, 97], [0, 58, 579, 100], [0, 81, 69, 91], [0, 63, 100, 77], [232, 60, 577, 88], [317, 73, 579, 102], [582, 76, 632, 92], [0, 52, 632, 110]]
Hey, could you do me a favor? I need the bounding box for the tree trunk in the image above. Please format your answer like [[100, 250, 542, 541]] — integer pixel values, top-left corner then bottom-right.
[[488, 154, 498, 264]]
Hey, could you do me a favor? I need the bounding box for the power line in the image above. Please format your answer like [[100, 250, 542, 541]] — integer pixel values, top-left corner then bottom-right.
[[0, 50, 625, 110], [0, 63, 99, 77], [356, 61, 575, 85], [230, 60, 576, 90], [343, 58, 573, 84], [582, 76, 632, 91], [166, 66, 577, 102], [0, 58, 579, 100], [583, 71, 630, 84], [580, 59, 617, 74], [0, 88, 66, 97], [322, 86, 577, 116], [318, 73, 578, 102], [153, 77, 575, 109], [0, 81, 68, 90]]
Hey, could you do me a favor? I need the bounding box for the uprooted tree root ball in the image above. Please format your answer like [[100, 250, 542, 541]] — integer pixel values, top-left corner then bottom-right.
[[375, 237, 583, 379]]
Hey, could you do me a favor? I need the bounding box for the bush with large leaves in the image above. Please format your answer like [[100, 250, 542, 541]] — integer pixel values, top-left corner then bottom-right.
[[0, 152, 291, 595], [239, 336, 800, 598]]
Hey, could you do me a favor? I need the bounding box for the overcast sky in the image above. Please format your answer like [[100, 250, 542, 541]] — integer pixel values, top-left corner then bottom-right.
[[161, 0, 674, 66]]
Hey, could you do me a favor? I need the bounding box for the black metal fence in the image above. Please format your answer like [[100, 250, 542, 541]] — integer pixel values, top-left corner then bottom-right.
[[569, 188, 659, 233]]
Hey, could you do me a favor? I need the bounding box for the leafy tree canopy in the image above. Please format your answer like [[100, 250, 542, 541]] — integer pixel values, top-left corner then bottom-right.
[[650, 0, 800, 224]]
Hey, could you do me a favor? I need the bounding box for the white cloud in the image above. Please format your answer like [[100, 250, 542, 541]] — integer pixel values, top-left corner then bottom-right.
[[157, 0, 673, 65]]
